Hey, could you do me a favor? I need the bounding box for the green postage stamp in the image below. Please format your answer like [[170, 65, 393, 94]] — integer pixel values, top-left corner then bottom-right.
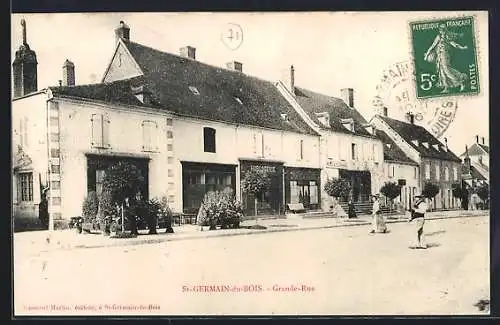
[[410, 16, 479, 99]]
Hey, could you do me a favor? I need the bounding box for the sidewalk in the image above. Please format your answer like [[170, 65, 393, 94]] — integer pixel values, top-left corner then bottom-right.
[[14, 210, 488, 255]]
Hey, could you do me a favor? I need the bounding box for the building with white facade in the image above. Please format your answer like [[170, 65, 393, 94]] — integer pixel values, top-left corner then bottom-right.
[[12, 20, 322, 230]]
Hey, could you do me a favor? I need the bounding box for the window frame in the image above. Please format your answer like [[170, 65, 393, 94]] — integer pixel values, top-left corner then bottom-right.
[[91, 113, 111, 149], [142, 120, 159, 152], [18, 172, 33, 202], [351, 143, 357, 160], [203, 127, 216, 153]]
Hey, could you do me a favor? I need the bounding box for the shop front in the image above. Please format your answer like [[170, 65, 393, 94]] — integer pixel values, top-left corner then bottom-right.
[[239, 159, 284, 216], [338, 169, 371, 203], [284, 167, 321, 211], [181, 162, 237, 214]]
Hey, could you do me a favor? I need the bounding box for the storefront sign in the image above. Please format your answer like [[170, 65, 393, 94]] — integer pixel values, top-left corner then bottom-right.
[[250, 165, 276, 173], [326, 159, 348, 169]]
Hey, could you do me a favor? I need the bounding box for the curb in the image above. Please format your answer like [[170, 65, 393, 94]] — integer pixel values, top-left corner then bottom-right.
[[32, 213, 489, 253]]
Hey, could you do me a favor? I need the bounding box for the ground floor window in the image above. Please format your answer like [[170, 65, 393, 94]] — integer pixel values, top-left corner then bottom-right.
[[182, 162, 236, 214], [285, 167, 321, 210], [19, 172, 33, 202]]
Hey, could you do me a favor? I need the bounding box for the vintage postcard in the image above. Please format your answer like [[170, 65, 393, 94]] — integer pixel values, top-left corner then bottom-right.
[[11, 11, 489, 316]]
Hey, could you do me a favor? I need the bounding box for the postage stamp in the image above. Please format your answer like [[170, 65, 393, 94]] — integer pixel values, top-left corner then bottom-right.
[[373, 60, 458, 138], [409, 16, 479, 99]]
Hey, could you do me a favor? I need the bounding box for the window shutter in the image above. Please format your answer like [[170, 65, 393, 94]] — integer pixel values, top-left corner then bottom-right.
[[102, 115, 110, 147], [142, 121, 149, 151], [91, 114, 103, 147]]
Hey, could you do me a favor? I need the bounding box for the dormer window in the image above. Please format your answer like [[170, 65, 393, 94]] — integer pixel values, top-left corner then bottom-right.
[[280, 113, 288, 121], [234, 97, 243, 105], [442, 146, 448, 152], [340, 118, 355, 132], [189, 86, 200, 95], [432, 144, 440, 151], [364, 125, 375, 135], [385, 143, 392, 149], [411, 140, 419, 147], [315, 112, 330, 127], [422, 142, 429, 149]]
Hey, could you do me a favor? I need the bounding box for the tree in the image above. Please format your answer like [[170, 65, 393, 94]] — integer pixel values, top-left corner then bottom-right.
[[452, 182, 470, 210], [476, 184, 489, 203], [422, 182, 440, 211], [380, 182, 401, 211], [102, 161, 145, 233], [324, 178, 350, 201], [241, 168, 271, 217]]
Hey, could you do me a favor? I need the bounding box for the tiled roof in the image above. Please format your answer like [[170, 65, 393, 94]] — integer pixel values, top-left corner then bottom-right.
[[293, 87, 375, 137], [460, 142, 490, 157], [51, 41, 317, 135], [377, 115, 461, 162], [375, 130, 418, 165]]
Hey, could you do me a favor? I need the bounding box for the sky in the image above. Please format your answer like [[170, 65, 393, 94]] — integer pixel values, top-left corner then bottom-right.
[[11, 12, 489, 155]]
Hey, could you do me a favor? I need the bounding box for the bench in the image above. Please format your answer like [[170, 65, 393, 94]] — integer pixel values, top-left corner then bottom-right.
[[287, 203, 306, 213]]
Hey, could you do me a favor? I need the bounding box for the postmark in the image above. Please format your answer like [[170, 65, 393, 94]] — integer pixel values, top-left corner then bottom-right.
[[409, 16, 479, 99], [373, 60, 458, 139], [221, 23, 244, 51]]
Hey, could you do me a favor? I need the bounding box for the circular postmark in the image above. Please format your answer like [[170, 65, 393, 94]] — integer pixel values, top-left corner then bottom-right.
[[373, 61, 458, 139], [221, 23, 244, 51]]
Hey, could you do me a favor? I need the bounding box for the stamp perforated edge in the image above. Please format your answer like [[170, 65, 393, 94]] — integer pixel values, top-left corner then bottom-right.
[[406, 13, 483, 101]]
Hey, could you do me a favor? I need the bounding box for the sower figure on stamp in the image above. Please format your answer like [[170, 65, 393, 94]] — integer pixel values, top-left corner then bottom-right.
[[424, 24, 468, 94], [370, 194, 387, 234], [408, 194, 428, 249]]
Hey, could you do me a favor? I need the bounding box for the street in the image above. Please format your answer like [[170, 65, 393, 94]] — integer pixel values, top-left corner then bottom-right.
[[14, 216, 489, 316]]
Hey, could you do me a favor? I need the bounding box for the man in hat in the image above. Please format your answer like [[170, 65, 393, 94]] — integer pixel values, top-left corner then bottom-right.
[[409, 194, 428, 249]]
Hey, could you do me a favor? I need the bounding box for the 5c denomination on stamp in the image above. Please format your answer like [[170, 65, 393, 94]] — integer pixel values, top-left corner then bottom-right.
[[410, 16, 479, 99]]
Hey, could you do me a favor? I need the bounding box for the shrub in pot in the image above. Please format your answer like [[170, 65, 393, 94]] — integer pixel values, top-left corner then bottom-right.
[[82, 191, 99, 232]]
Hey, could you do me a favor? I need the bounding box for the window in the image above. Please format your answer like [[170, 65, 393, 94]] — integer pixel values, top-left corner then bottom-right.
[[91, 114, 110, 148], [444, 166, 449, 181], [392, 165, 395, 177], [188, 86, 200, 95], [371, 144, 375, 161], [166, 118, 173, 126], [142, 120, 158, 152], [299, 140, 304, 160], [453, 167, 458, 181], [18, 172, 33, 202], [351, 143, 357, 160], [254, 132, 264, 157], [96, 170, 105, 196], [203, 127, 216, 153], [425, 164, 430, 179], [435, 165, 440, 180], [414, 167, 418, 179], [387, 164, 391, 177]]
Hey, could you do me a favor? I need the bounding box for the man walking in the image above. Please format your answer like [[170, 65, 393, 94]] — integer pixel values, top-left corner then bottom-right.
[[409, 194, 428, 249]]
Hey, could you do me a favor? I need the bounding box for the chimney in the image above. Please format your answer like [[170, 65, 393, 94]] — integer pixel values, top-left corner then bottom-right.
[[405, 112, 415, 124], [481, 137, 485, 145], [341, 88, 354, 108], [13, 19, 38, 98], [62, 59, 75, 86], [226, 61, 242, 72], [114, 21, 130, 43], [382, 107, 388, 117], [476, 135, 479, 143], [464, 145, 471, 170], [179, 46, 196, 60], [288, 65, 295, 95]]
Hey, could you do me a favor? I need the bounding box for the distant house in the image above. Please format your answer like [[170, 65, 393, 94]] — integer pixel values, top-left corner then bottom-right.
[[375, 130, 419, 210], [460, 135, 489, 186], [371, 112, 463, 211], [12, 20, 322, 229], [276, 68, 385, 212]]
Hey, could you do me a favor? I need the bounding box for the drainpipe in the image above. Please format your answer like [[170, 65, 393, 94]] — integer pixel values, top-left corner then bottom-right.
[[46, 95, 54, 231]]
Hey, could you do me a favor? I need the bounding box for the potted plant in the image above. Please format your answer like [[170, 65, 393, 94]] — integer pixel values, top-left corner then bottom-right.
[[380, 182, 402, 213]]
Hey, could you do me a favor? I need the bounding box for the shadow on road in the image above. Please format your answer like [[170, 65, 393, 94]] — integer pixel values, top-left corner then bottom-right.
[[426, 230, 446, 237]]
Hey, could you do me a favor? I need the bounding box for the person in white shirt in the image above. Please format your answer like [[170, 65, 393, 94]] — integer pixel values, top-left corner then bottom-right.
[[409, 194, 428, 249], [370, 194, 386, 234]]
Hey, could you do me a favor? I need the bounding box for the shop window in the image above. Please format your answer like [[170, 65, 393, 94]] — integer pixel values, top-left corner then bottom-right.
[[91, 113, 110, 148], [203, 127, 216, 153], [142, 120, 158, 152], [18, 172, 33, 202]]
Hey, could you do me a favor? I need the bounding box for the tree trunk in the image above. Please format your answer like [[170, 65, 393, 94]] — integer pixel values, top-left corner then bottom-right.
[[121, 203, 125, 233], [254, 197, 258, 225]]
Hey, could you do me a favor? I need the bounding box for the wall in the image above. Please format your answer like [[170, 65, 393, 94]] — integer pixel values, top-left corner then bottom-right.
[[380, 161, 420, 209], [12, 92, 49, 227], [56, 98, 174, 218], [319, 130, 385, 210], [420, 157, 462, 210]]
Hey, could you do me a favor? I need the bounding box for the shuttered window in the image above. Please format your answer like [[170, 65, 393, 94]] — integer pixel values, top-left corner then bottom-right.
[[203, 127, 216, 153], [91, 114, 110, 148], [142, 120, 158, 152]]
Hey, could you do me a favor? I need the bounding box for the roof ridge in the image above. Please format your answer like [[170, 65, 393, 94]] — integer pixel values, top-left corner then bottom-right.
[[126, 41, 279, 88]]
